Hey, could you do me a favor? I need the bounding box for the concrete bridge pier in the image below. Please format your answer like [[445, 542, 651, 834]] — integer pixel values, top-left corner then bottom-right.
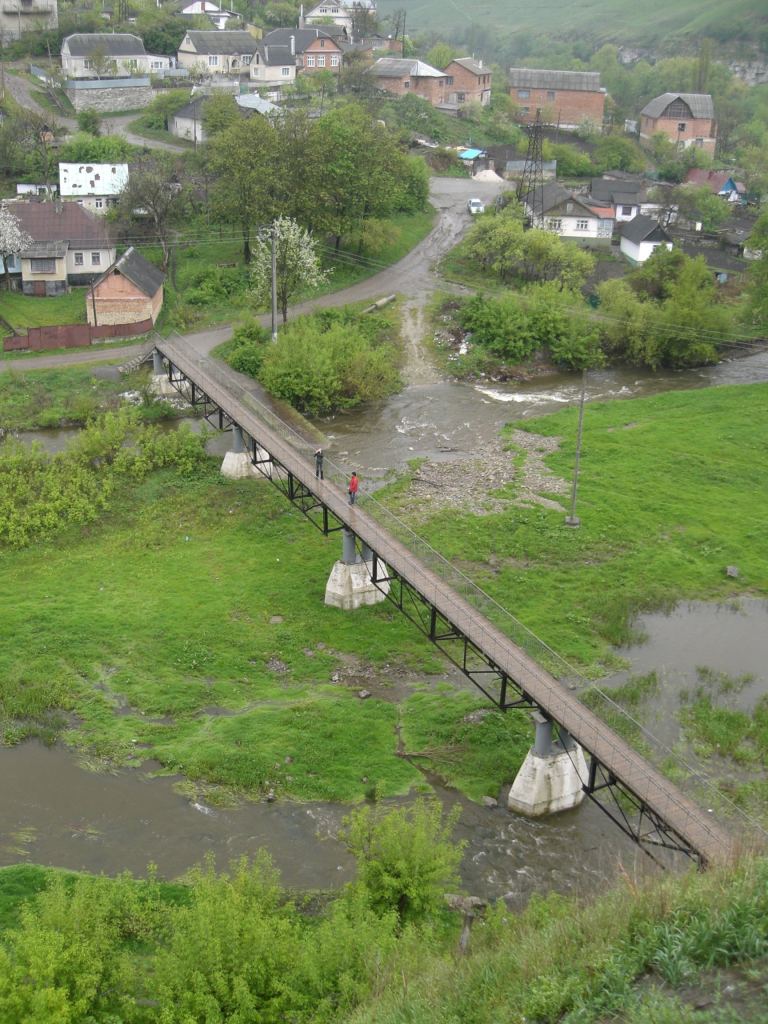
[[221, 425, 258, 480], [150, 350, 177, 398], [325, 529, 389, 610], [507, 712, 587, 817]]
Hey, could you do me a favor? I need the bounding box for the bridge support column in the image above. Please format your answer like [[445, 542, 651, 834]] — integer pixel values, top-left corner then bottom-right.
[[324, 529, 389, 610], [150, 350, 177, 397], [507, 712, 587, 818], [221, 425, 257, 480]]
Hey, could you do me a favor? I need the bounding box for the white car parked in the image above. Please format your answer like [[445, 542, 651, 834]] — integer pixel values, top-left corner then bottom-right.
[[467, 197, 485, 215]]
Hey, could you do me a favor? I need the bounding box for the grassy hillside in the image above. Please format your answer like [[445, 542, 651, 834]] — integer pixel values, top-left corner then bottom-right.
[[380, 0, 767, 47]]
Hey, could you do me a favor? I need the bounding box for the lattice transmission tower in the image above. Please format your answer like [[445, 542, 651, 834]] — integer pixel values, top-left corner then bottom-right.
[[516, 109, 545, 227]]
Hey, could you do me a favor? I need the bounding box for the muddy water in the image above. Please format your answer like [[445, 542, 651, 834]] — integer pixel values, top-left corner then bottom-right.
[[320, 350, 768, 479], [600, 598, 768, 750], [0, 741, 650, 904]]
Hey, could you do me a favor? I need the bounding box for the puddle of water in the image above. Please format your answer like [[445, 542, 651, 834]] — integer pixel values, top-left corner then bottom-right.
[[599, 598, 768, 749], [0, 740, 653, 904]]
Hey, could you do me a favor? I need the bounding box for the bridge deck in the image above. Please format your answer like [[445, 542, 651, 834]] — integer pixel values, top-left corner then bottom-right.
[[157, 338, 735, 867]]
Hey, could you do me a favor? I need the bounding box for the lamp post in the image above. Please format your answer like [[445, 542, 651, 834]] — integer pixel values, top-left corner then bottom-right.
[[270, 222, 278, 342], [565, 368, 587, 528]]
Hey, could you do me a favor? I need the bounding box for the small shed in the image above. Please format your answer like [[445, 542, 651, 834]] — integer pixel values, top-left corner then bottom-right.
[[87, 247, 165, 327], [620, 215, 673, 264]]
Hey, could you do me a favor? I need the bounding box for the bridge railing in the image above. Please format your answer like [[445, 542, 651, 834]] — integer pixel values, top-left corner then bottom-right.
[[156, 336, 766, 849]]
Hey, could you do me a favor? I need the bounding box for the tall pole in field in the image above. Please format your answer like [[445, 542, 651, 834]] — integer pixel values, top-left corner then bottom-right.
[[565, 368, 587, 528], [270, 222, 278, 341]]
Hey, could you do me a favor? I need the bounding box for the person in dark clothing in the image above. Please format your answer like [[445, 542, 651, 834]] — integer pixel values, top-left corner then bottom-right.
[[315, 448, 324, 479], [348, 472, 359, 505]]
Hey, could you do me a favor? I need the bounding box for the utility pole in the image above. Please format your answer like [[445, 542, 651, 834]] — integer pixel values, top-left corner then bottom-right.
[[517, 109, 545, 228], [270, 222, 278, 341], [565, 368, 587, 528]]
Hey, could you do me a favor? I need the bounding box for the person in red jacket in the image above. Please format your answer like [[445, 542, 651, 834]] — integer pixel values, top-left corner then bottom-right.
[[348, 472, 359, 505]]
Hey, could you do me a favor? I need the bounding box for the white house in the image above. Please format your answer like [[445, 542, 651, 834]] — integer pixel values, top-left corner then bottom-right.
[[59, 163, 129, 215], [170, 97, 208, 144], [302, 0, 376, 33], [177, 30, 260, 75], [180, 1, 237, 29], [249, 41, 296, 90], [524, 182, 614, 246], [620, 215, 673, 264], [61, 34, 170, 78]]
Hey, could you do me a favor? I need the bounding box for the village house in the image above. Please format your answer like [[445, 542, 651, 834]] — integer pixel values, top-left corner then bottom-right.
[[170, 97, 208, 144], [248, 40, 296, 90], [524, 182, 614, 246], [87, 247, 165, 327], [1, 201, 115, 295], [179, 1, 237, 30], [302, 0, 376, 35], [507, 68, 606, 130], [177, 30, 260, 75], [261, 27, 344, 74], [588, 176, 644, 222], [59, 162, 129, 215], [620, 215, 673, 264], [367, 57, 448, 106], [684, 168, 746, 203], [0, 0, 57, 41], [439, 56, 491, 111], [61, 33, 170, 78], [639, 93, 717, 154]]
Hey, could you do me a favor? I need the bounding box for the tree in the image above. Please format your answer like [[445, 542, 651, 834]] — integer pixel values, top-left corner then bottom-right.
[[76, 110, 101, 136], [340, 800, 463, 927], [59, 133, 134, 163], [114, 154, 190, 273], [207, 116, 279, 262], [671, 184, 732, 232], [425, 42, 457, 70], [0, 206, 33, 291], [593, 135, 645, 174], [201, 93, 239, 137], [250, 216, 329, 323]]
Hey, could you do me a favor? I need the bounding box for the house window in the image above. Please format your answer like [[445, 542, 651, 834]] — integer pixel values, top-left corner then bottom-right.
[[576, 218, 589, 231], [521, 106, 529, 115], [320, 38, 325, 47], [95, 199, 104, 209], [91, 252, 101, 266], [317, 55, 326, 67], [306, 55, 316, 67], [74, 252, 84, 266], [281, 66, 291, 76], [547, 218, 562, 231], [677, 122, 687, 132], [31, 258, 55, 273], [208, 55, 219, 67], [546, 90, 555, 101], [517, 89, 529, 98], [83, 59, 92, 69], [457, 92, 465, 102], [242, 54, 251, 65], [403, 79, 410, 88], [445, 75, 453, 85], [331, 55, 339, 67]]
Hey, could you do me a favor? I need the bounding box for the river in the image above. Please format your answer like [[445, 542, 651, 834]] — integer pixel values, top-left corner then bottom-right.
[[2, 351, 767, 900]]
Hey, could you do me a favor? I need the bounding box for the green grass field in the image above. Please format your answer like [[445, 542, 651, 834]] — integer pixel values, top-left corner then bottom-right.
[[0, 290, 87, 337], [378, 0, 766, 43]]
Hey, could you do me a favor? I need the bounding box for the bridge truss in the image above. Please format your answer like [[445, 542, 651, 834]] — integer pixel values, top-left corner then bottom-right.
[[154, 339, 738, 869]]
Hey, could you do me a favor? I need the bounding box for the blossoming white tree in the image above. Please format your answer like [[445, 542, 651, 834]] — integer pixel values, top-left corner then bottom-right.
[[250, 217, 329, 325], [0, 205, 33, 291]]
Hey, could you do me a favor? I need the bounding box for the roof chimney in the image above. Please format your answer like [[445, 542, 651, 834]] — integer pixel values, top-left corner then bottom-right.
[[290, 35, 295, 56], [299, 3, 304, 28]]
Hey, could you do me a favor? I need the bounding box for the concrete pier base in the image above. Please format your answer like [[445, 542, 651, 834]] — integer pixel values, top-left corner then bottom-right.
[[221, 451, 257, 479], [324, 529, 389, 610], [150, 374, 178, 398], [507, 714, 587, 817]]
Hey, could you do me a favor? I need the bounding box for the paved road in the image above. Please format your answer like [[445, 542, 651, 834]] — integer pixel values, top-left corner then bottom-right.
[[2, 176, 505, 373]]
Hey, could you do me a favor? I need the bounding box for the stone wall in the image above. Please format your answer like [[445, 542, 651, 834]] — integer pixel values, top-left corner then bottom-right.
[[65, 84, 155, 113]]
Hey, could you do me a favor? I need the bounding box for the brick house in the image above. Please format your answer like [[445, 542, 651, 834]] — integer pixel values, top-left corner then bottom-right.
[[639, 93, 717, 155], [507, 68, 606, 130], [442, 57, 491, 110], [88, 247, 165, 327], [1, 200, 115, 295], [261, 28, 344, 74], [524, 182, 614, 246], [367, 57, 448, 106]]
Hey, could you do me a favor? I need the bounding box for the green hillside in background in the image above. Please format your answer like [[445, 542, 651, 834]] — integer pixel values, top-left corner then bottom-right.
[[378, 0, 767, 49]]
